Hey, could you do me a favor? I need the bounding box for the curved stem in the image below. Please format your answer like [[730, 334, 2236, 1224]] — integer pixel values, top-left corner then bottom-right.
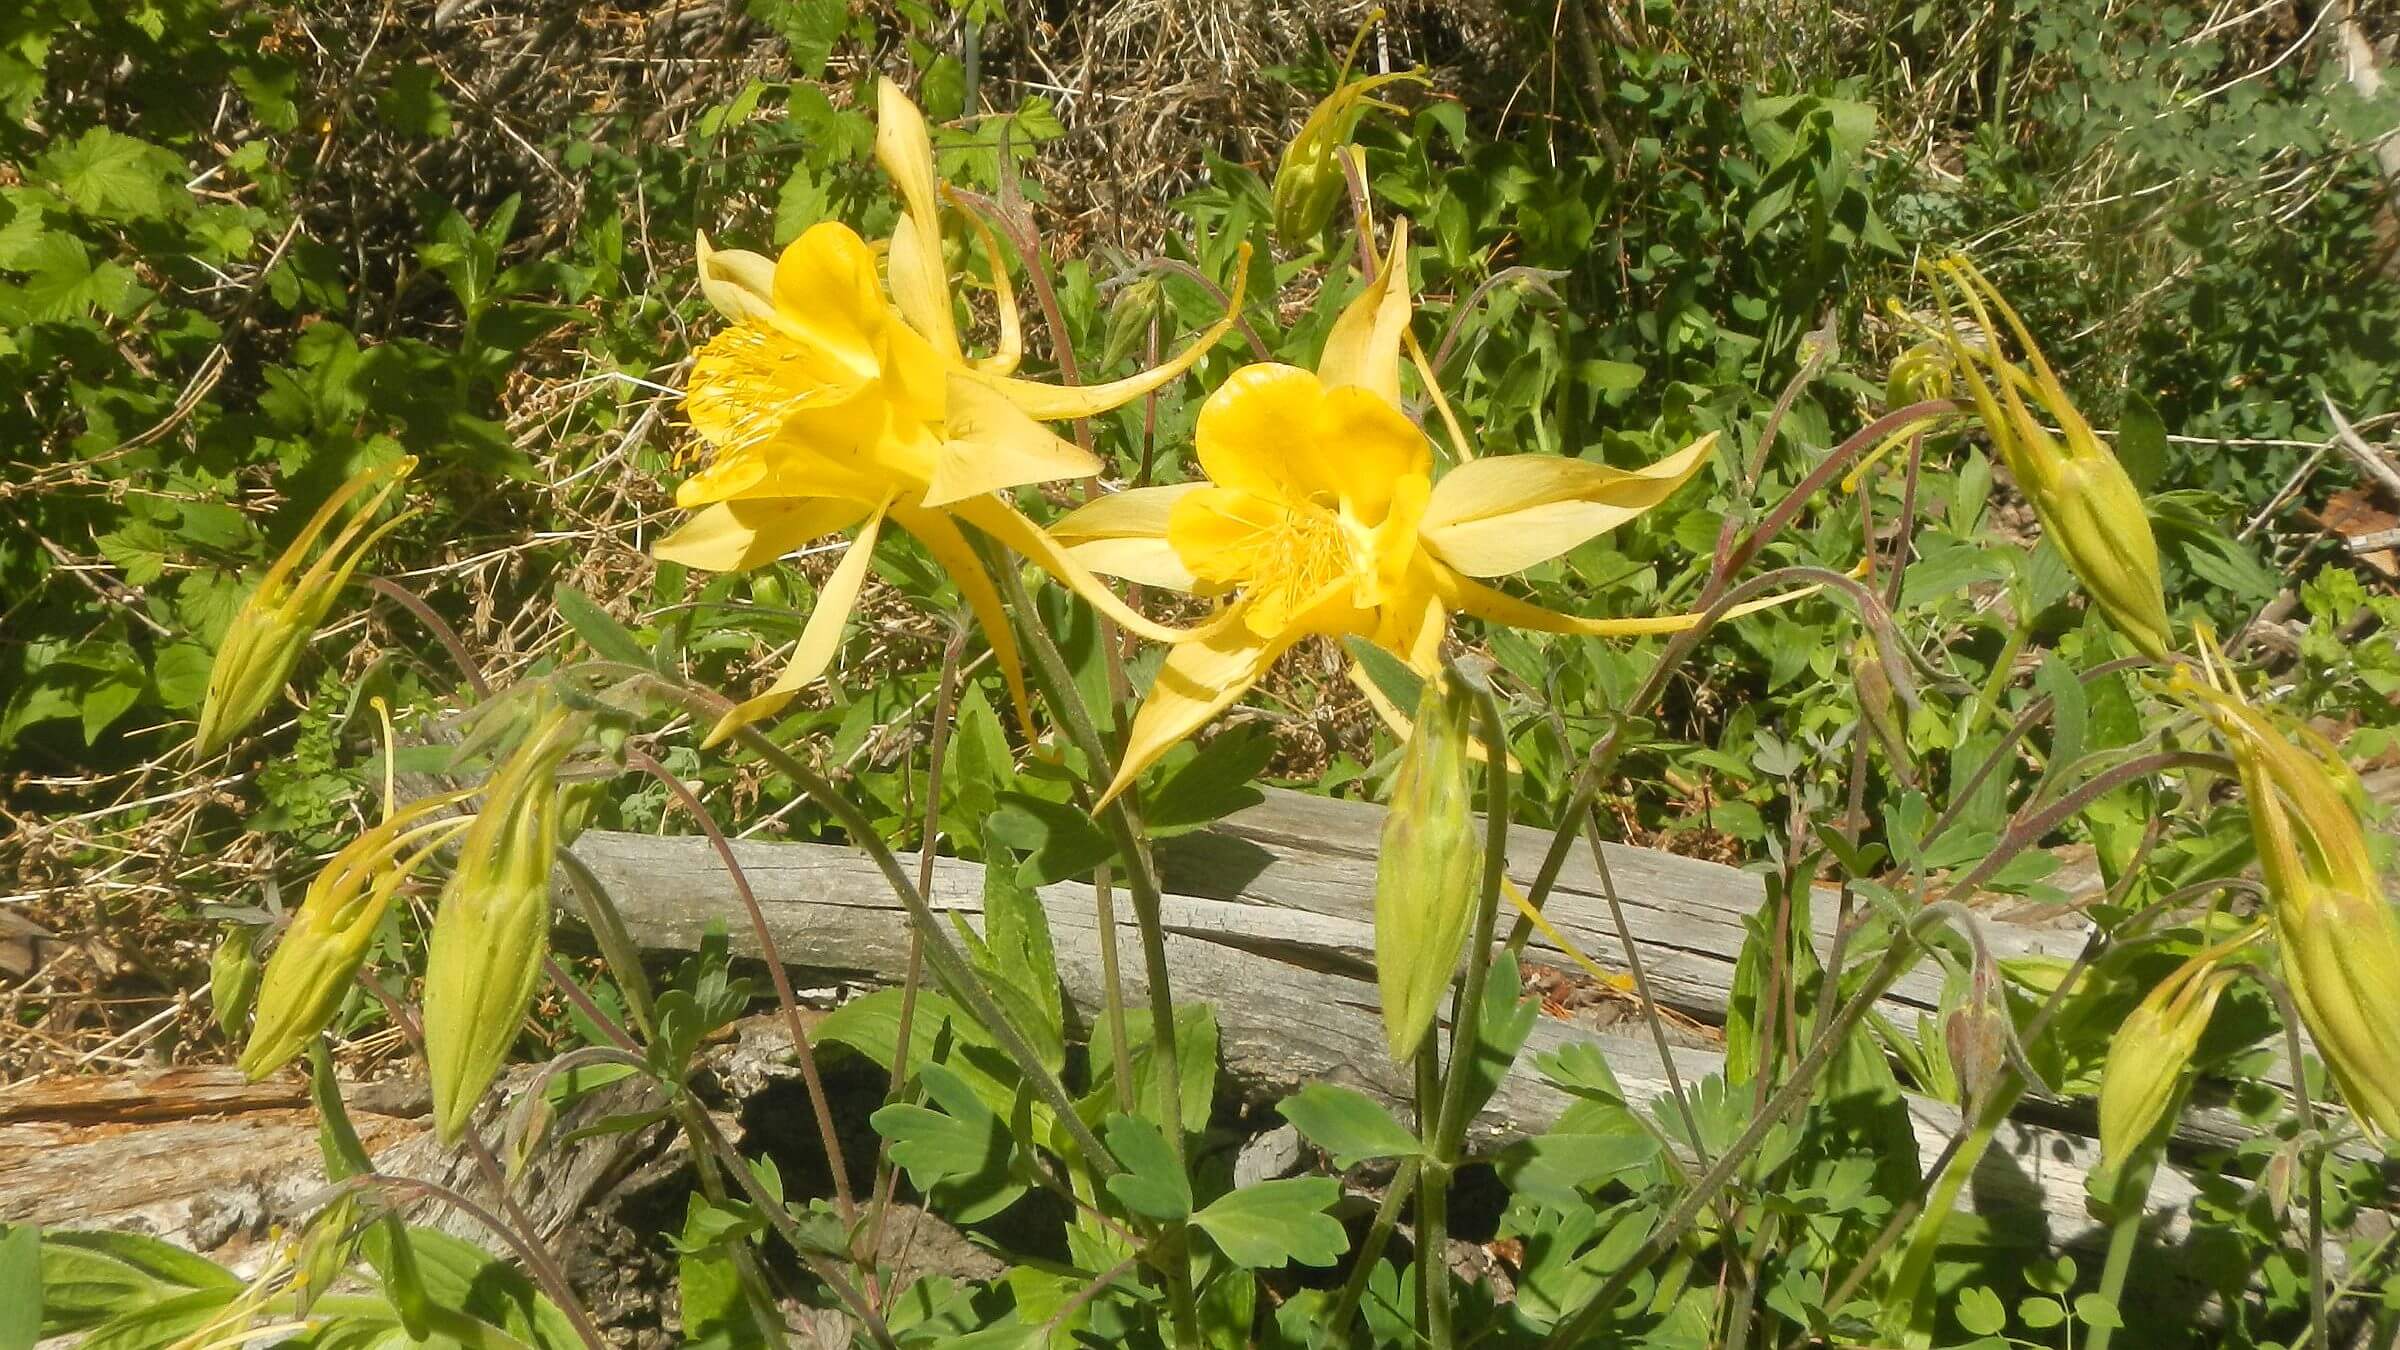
[[365, 576, 490, 697], [624, 747, 857, 1227]]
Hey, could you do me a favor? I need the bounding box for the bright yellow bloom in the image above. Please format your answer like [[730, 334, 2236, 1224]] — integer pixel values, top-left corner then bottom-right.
[[1926, 258, 2171, 660], [2182, 667, 2400, 1140], [1054, 220, 1773, 807], [657, 79, 1240, 746], [195, 457, 415, 756]]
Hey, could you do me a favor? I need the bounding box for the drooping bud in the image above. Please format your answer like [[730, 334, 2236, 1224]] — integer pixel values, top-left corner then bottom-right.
[[1850, 632, 1912, 778], [195, 458, 417, 757], [421, 704, 583, 1142], [1374, 672, 1483, 1062], [240, 791, 474, 1079], [2184, 674, 2400, 1140], [211, 923, 262, 1037], [1925, 259, 2170, 660], [1272, 18, 1427, 246], [2098, 950, 2234, 1172]]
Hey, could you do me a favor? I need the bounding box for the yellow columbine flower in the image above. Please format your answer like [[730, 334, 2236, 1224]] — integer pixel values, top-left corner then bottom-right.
[[656, 78, 1241, 746], [1926, 258, 2171, 660], [195, 457, 416, 756], [2181, 667, 2400, 1140], [1053, 220, 1771, 807]]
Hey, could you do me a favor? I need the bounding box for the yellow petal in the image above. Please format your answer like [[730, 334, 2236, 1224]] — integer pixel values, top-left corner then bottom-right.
[[704, 499, 890, 748], [949, 494, 1198, 645], [653, 498, 870, 572], [696, 232, 778, 325], [1050, 485, 1206, 591], [1192, 364, 1429, 520], [892, 505, 1037, 743], [959, 208, 1024, 377], [1317, 217, 1412, 405], [919, 374, 1103, 508], [683, 321, 872, 459], [1437, 568, 1821, 637], [769, 221, 887, 383], [964, 244, 1252, 421], [1420, 434, 1717, 577], [1097, 616, 1286, 809], [876, 78, 961, 361]]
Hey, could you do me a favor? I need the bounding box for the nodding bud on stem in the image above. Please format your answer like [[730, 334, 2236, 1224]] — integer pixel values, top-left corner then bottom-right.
[[195, 458, 418, 757], [2098, 949, 2235, 1174], [1924, 259, 2171, 660], [422, 704, 583, 1143], [1850, 632, 1912, 777], [2185, 675, 2400, 1140], [1374, 672, 1483, 1063], [1271, 16, 1426, 245], [240, 790, 475, 1079]]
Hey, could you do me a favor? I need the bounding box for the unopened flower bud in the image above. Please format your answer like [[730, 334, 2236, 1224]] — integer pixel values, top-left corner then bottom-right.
[[1272, 23, 1426, 246], [1926, 259, 2170, 660], [1375, 673, 1483, 1062], [241, 792, 473, 1079], [2098, 952, 2232, 1171], [2186, 677, 2400, 1140], [422, 706, 582, 1142], [1851, 633, 1912, 777], [196, 459, 417, 756], [212, 923, 262, 1037]]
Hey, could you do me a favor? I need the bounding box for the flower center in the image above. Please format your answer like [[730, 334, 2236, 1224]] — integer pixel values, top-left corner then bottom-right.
[[684, 323, 866, 464]]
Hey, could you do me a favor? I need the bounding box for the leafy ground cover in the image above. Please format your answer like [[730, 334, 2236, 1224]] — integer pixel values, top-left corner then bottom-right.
[[5, 1, 2400, 1346]]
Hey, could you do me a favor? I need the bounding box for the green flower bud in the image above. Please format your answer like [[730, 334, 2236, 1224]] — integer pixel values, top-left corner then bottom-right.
[[422, 706, 582, 1142], [2186, 675, 2400, 1140], [211, 923, 261, 1037], [2098, 952, 2232, 1172], [240, 792, 472, 1080], [1374, 673, 1482, 1063], [1271, 23, 1426, 247], [1851, 632, 1912, 777], [196, 458, 417, 757], [1925, 259, 2170, 660]]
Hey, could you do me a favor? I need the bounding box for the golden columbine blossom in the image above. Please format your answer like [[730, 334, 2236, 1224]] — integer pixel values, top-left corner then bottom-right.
[[422, 705, 582, 1142], [1375, 672, 1481, 1062], [1272, 16, 1426, 245], [2181, 667, 2400, 1140], [1052, 220, 1781, 807], [195, 457, 416, 756], [656, 78, 1241, 746], [1925, 258, 2171, 660], [240, 788, 476, 1079]]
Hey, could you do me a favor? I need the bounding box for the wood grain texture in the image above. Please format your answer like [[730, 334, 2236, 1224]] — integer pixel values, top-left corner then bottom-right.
[[557, 798, 2232, 1253]]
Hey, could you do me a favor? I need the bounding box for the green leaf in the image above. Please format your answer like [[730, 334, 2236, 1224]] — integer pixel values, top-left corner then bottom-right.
[[1276, 1084, 1423, 1170], [40, 128, 183, 221], [2116, 393, 2167, 493], [379, 1226, 582, 1350], [1343, 635, 1424, 714], [1455, 950, 1538, 1123], [555, 584, 650, 665], [1101, 1113, 1192, 1221], [2074, 1293, 2123, 1330], [972, 848, 1065, 1078], [872, 1063, 1026, 1223], [377, 65, 454, 138], [2018, 1295, 2066, 1330], [1144, 725, 1272, 833], [987, 791, 1111, 886], [0, 1225, 39, 1350], [1191, 1178, 1346, 1269], [36, 1229, 238, 1335], [1087, 1003, 1218, 1139], [677, 1195, 767, 1350], [1956, 1285, 2006, 1337]]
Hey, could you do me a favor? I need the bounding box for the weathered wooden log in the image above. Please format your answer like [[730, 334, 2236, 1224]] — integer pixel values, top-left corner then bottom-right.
[[557, 791, 2227, 1254]]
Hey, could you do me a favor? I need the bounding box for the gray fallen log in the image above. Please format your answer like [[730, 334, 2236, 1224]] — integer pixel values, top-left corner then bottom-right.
[[559, 806, 2213, 1254]]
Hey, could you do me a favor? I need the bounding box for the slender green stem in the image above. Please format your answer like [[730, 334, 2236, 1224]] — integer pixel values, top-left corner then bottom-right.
[[1329, 1160, 1422, 1337], [2082, 1145, 2159, 1350], [1962, 612, 2031, 743], [1416, 1041, 1453, 1350], [1881, 1081, 2023, 1346]]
